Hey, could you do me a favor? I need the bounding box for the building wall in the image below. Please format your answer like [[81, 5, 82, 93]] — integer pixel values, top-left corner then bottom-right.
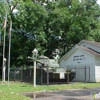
[[95, 57, 100, 65], [60, 49, 95, 67], [59, 49, 96, 82], [95, 66, 100, 82], [95, 57, 100, 82], [78, 42, 100, 82], [59, 40, 100, 82]]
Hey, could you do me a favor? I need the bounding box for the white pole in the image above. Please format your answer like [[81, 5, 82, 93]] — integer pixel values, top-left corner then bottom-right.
[[3, 65, 6, 82], [32, 48, 38, 87], [8, 20, 12, 86], [2, 32, 6, 83], [2, 12, 7, 84], [34, 60, 36, 87]]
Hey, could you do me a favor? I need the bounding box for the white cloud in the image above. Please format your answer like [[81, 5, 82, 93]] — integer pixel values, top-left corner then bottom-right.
[[97, 0, 100, 5]]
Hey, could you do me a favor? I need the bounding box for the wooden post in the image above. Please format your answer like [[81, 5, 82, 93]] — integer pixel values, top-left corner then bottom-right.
[[67, 68, 69, 84], [47, 66, 49, 85], [75, 67, 76, 82], [41, 65, 44, 85], [21, 67, 23, 83], [89, 66, 90, 82], [85, 66, 87, 83], [14, 68, 16, 82]]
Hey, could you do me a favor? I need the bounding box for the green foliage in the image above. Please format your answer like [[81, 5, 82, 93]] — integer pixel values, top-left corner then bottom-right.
[[1, 0, 100, 66], [92, 92, 96, 99], [0, 1, 6, 30]]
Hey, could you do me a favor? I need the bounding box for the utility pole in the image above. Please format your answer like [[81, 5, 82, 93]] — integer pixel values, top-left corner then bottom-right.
[[7, 20, 12, 86], [2, 12, 7, 84]]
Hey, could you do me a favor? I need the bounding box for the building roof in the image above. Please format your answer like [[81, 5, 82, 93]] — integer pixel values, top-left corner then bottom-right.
[[79, 46, 100, 57], [59, 46, 76, 62], [59, 40, 100, 62], [78, 40, 100, 47]]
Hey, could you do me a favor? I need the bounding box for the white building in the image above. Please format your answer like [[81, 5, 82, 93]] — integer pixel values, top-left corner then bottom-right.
[[59, 40, 100, 82]]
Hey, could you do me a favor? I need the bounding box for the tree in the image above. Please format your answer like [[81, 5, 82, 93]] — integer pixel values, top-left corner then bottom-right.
[[11, 1, 47, 66], [11, 0, 100, 65], [1, 0, 100, 66]]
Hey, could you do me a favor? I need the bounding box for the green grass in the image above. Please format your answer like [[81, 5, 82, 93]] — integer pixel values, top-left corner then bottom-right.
[[92, 92, 96, 99], [0, 81, 100, 100]]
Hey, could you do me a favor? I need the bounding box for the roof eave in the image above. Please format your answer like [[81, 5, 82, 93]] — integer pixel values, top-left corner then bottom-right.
[[59, 46, 77, 62], [77, 40, 100, 48]]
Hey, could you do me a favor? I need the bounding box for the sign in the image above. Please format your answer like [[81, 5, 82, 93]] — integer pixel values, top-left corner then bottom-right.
[[73, 55, 85, 61], [60, 72, 65, 79]]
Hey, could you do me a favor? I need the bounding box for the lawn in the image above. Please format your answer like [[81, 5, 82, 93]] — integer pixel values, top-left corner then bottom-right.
[[0, 81, 100, 100]]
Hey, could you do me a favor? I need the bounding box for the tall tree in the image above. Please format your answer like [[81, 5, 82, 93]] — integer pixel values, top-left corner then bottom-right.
[[1, 0, 100, 66], [11, 1, 47, 65]]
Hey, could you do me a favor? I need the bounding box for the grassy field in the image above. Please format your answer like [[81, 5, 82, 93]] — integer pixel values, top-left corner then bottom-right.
[[0, 81, 100, 100]]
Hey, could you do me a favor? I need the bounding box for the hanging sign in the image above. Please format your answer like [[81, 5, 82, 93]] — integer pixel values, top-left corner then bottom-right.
[[60, 72, 65, 79]]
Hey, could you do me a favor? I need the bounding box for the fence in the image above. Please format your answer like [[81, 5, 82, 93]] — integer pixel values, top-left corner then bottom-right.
[[9, 67, 76, 85], [9, 66, 90, 84]]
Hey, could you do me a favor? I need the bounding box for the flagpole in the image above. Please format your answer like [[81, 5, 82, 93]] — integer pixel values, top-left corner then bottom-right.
[[2, 12, 7, 84], [8, 20, 12, 86]]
